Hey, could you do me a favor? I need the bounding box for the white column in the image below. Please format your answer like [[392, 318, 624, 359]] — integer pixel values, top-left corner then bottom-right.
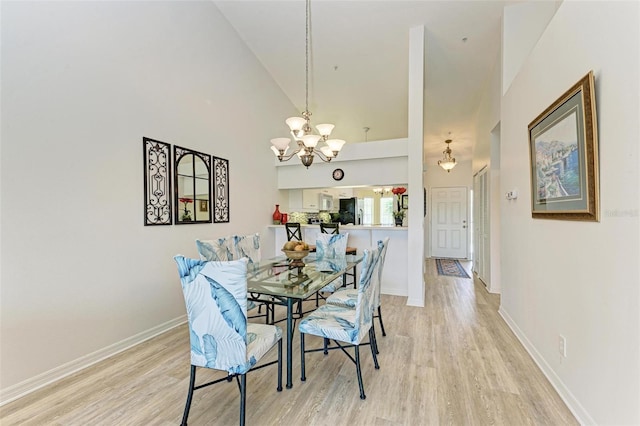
[[406, 26, 425, 307]]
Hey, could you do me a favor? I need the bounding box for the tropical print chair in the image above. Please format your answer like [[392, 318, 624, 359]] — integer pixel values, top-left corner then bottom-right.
[[320, 223, 356, 287], [197, 234, 272, 323], [230, 233, 275, 323], [196, 236, 235, 262], [174, 255, 282, 426], [315, 233, 348, 294], [326, 238, 389, 340], [298, 244, 382, 399]]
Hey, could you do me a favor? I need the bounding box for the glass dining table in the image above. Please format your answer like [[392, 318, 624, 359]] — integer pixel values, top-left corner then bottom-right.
[[247, 253, 363, 389]]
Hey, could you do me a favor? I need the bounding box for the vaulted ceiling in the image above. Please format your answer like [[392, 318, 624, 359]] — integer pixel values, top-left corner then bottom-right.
[[215, 0, 517, 164]]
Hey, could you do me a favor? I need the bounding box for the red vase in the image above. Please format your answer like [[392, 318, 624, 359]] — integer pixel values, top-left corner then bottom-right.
[[281, 213, 288, 224], [272, 204, 282, 224]]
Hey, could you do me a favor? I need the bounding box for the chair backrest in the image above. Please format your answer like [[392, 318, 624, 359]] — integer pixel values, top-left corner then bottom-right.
[[230, 233, 261, 263], [196, 236, 235, 261], [174, 255, 253, 374], [373, 238, 390, 308], [353, 244, 382, 338], [285, 223, 303, 241], [320, 222, 340, 235], [315, 233, 348, 272]]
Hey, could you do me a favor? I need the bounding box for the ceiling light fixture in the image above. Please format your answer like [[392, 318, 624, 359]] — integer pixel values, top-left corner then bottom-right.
[[270, 0, 345, 169], [438, 138, 457, 172]]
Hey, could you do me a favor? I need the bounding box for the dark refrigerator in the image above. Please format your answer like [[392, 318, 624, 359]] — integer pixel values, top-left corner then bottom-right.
[[339, 197, 359, 225]]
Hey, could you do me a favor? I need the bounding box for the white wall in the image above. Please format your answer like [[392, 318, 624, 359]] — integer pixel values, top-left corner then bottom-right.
[[0, 1, 293, 401], [499, 1, 639, 424], [501, 1, 560, 95], [275, 138, 408, 189]]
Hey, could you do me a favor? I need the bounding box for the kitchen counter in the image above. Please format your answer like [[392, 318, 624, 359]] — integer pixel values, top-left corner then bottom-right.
[[266, 224, 407, 230], [264, 223, 408, 296]]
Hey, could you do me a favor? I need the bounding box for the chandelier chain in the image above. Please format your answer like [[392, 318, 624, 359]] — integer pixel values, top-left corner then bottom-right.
[[270, 0, 345, 168], [305, 0, 310, 113]]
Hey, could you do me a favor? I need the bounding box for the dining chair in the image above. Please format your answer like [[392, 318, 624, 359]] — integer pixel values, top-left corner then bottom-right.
[[195, 236, 235, 262], [196, 235, 272, 324], [315, 233, 348, 295], [320, 222, 356, 287], [319, 222, 339, 234], [326, 238, 389, 345], [298, 244, 382, 399], [285, 222, 303, 241], [173, 256, 283, 426]]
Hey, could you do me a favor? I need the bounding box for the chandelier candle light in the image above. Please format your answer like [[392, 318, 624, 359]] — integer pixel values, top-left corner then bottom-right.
[[438, 139, 457, 172], [270, 0, 346, 168]]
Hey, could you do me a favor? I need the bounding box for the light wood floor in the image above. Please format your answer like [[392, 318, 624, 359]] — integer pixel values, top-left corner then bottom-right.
[[1, 259, 577, 425]]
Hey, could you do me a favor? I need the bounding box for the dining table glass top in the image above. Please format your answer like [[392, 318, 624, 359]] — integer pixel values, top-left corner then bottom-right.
[[247, 254, 363, 300]]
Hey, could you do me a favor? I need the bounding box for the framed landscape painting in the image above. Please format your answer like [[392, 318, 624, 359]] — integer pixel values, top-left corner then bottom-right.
[[528, 71, 599, 221]]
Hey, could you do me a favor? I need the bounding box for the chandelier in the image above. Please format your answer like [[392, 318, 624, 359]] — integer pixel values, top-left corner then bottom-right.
[[270, 0, 345, 168], [438, 139, 457, 172], [373, 187, 392, 196]]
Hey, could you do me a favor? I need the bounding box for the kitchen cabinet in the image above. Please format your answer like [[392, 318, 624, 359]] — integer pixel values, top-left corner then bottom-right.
[[288, 189, 303, 211], [336, 188, 353, 198], [302, 189, 319, 210]]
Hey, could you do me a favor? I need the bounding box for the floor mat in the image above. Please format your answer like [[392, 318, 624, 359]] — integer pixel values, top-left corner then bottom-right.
[[435, 258, 471, 278]]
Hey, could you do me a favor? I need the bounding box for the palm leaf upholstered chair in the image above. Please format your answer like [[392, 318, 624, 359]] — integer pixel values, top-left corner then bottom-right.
[[173, 256, 283, 426], [285, 222, 303, 242], [326, 238, 390, 348], [230, 233, 275, 324], [195, 236, 235, 262], [298, 244, 382, 399], [319, 223, 357, 286], [315, 233, 348, 296], [196, 236, 271, 324]]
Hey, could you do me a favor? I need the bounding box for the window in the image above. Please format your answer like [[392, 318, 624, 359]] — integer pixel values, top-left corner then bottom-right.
[[362, 197, 373, 225], [380, 197, 394, 225]]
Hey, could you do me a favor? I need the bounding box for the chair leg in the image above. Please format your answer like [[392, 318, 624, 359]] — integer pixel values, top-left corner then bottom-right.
[[369, 328, 380, 369], [371, 321, 379, 355], [377, 306, 387, 337], [181, 365, 197, 426], [300, 332, 306, 382], [277, 338, 283, 391], [323, 337, 329, 355], [239, 374, 247, 426], [355, 346, 366, 400]]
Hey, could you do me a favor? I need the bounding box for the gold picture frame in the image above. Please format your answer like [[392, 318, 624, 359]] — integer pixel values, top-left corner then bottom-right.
[[528, 71, 599, 221]]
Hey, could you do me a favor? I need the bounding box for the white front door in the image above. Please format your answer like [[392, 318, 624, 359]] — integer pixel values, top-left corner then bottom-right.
[[431, 186, 468, 259]]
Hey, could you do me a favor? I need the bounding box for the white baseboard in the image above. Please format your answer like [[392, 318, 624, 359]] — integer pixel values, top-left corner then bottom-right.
[[0, 315, 187, 406], [498, 307, 593, 425], [381, 286, 407, 297], [405, 297, 425, 307]]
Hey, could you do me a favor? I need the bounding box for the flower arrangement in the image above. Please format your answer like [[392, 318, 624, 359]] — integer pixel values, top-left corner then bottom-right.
[[391, 187, 406, 225], [179, 197, 193, 221], [393, 209, 406, 219]]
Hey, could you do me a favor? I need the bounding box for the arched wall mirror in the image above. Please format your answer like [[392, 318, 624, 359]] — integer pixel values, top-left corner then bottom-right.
[[174, 146, 212, 224]]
